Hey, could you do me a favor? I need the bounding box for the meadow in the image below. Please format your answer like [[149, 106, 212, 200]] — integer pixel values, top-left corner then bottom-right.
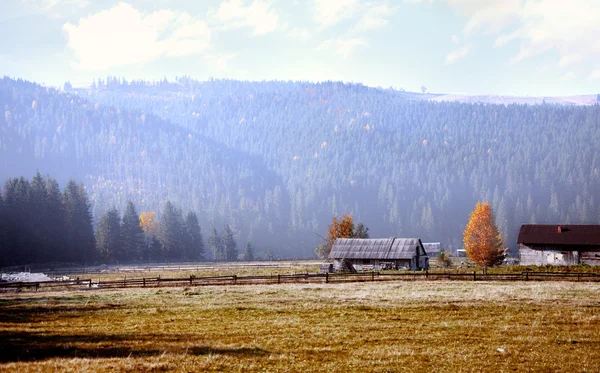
[[1, 279, 599, 372]]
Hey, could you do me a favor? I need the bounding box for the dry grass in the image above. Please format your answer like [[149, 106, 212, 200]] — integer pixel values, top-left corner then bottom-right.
[[69, 261, 321, 282], [1, 281, 599, 372]]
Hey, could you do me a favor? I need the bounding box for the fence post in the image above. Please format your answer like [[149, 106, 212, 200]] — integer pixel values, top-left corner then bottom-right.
[[371, 271, 375, 281], [525, 272, 528, 281], [426, 270, 428, 280], [277, 274, 280, 284], [325, 272, 329, 284], [473, 271, 476, 281], [143, 278, 145, 287], [233, 275, 237, 284], [89, 279, 92, 288], [190, 275, 193, 285]]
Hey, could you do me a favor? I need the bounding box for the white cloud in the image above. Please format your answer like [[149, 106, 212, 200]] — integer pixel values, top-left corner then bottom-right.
[[589, 68, 600, 81], [454, 0, 521, 35], [313, 0, 358, 28], [429, 0, 600, 67], [23, 0, 89, 18], [204, 53, 238, 71], [214, 0, 279, 35], [353, 3, 397, 32], [451, 34, 458, 44], [288, 28, 311, 41], [63, 3, 210, 70], [445, 44, 471, 64], [316, 39, 334, 51], [337, 38, 366, 58], [558, 53, 583, 68], [494, 28, 522, 47], [560, 71, 576, 81], [23, 0, 89, 10], [316, 38, 365, 59]]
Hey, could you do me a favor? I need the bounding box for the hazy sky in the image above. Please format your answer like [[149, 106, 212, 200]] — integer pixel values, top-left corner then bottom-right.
[[1, 0, 599, 96]]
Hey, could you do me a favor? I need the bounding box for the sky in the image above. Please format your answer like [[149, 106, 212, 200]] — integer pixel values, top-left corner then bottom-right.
[[1, 0, 599, 96]]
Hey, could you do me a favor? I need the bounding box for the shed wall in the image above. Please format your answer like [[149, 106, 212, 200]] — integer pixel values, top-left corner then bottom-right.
[[581, 251, 600, 266], [333, 259, 414, 271], [519, 245, 578, 266]]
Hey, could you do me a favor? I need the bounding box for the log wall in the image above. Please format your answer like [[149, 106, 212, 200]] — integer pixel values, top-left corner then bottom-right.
[[519, 245, 600, 266]]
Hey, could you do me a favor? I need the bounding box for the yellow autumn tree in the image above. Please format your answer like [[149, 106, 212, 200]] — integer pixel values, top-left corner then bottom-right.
[[463, 202, 505, 273], [139, 211, 157, 236]]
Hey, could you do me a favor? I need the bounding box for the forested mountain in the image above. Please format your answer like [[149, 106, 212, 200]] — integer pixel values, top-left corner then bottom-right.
[[2, 76, 600, 259]]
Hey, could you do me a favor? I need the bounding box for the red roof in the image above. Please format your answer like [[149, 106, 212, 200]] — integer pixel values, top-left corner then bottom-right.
[[517, 225, 600, 246]]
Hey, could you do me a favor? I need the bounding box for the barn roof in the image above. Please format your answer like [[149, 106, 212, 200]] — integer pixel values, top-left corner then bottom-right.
[[423, 242, 441, 252], [517, 225, 600, 246], [328, 238, 425, 260]]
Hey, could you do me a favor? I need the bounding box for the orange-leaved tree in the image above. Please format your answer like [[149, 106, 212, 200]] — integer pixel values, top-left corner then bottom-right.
[[315, 213, 370, 259], [463, 202, 505, 273], [328, 213, 355, 249]]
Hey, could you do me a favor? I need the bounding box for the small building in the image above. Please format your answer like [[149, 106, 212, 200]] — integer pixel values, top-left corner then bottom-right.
[[518, 224, 600, 266], [423, 242, 442, 258], [328, 237, 429, 271]]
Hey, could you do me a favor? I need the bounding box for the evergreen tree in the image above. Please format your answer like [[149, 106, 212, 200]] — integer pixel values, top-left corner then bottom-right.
[[0, 194, 5, 266], [222, 224, 237, 261], [30, 171, 48, 261], [209, 227, 224, 261], [95, 207, 122, 263], [157, 201, 185, 260], [242, 241, 255, 261], [3, 177, 33, 264], [121, 201, 145, 262], [184, 211, 204, 261], [149, 235, 163, 262], [62, 181, 96, 264], [44, 177, 66, 262], [353, 222, 370, 238], [265, 248, 275, 261]]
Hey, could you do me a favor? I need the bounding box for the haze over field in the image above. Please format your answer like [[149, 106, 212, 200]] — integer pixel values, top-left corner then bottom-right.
[[1, 0, 600, 262]]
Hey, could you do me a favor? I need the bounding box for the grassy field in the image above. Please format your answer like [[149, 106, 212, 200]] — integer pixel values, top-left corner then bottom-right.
[[1, 281, 599, 372], [62, 261, 322, 282], [57, 260, 600, 284]]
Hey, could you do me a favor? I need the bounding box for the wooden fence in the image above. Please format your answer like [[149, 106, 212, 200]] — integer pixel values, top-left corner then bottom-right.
[[1, 270, 600, 293]]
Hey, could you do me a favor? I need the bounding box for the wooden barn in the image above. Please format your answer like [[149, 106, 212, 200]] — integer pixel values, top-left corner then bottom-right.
[[328, 237, 429, 271], [518, 225, 600, 266]]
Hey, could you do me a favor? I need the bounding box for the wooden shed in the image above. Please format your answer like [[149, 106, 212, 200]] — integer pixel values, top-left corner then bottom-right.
[[423, 242, 442, 258], [518, 224, 600, 266], [328, 237, 429, 271]]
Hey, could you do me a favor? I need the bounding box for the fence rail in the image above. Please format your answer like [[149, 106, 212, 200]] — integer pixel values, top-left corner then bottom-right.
[[1, 271, 599, 293]]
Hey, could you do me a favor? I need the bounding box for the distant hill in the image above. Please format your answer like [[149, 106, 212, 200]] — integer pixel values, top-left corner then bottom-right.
[[2, 76, 600, 258], [429, 94, 598, 106]]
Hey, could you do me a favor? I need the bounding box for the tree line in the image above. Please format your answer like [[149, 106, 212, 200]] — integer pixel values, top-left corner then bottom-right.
[[0, 172, 247, 266], [0, 172, 95, 267]]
